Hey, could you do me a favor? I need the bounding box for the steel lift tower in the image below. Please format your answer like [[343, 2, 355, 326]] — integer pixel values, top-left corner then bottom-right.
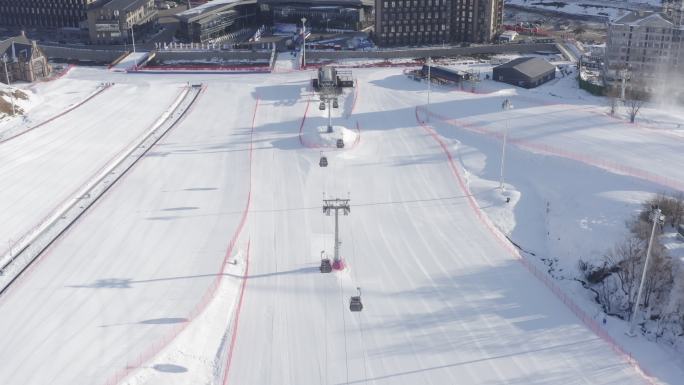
[[322, 197, 350, 270]]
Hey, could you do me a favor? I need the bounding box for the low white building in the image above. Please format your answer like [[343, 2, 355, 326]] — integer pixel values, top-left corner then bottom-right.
[[498, 30, 518, 42]]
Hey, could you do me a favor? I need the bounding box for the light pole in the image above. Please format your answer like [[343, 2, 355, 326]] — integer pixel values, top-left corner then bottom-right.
[[301, 17, 307, 69], [2, 54, 16, 116], [130, 25, 137, 53], [426, 56, 431, 122], [627, 207, 665, 337], [499, 98, 513, 191]]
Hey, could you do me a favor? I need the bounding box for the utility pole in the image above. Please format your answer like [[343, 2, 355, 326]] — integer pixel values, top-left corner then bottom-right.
[[301, 17, 307, 69], [627, 207, 664, 337], [499, 98, 513, 191], [323, 197, 350, 270]]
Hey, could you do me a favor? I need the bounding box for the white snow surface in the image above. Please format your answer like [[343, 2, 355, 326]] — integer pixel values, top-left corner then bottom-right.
[[0, 65, 683, 385]]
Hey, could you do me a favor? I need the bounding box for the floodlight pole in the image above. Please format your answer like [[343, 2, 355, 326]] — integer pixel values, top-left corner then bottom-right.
[[130, 25, 136, 53], [627, 207, 663, 337], [499, 98, 513, 191], [2, 55, 16, 116], [426, 56, 431, 122], [323, 198, 350, 270], [301, 17, 307, 69]]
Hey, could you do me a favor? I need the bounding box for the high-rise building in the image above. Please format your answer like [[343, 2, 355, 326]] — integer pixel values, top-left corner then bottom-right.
[[374, 0, 502, 47], [375, 0, 452, 46], [451, 0, 502, 43], [0, 0, 97, 29]]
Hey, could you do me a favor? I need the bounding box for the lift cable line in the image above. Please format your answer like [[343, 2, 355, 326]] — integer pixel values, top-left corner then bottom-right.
[[160, 193, 483, 220]]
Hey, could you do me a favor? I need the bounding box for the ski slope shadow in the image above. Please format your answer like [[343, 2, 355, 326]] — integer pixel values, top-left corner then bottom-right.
[[353, 262, 641, 384], [68, 265, 319, 289], [339, 338, 604, 385]]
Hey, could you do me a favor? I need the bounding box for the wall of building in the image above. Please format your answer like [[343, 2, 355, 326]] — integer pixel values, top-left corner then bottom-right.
[[154, 49, 272, 63], [0, 0, 95, 28], [375, 0, 502, 47], [87, 0, 158, 44], [307, 42, 558, 60], [39, 44, 127, 63], [375, 0, 452, 46]]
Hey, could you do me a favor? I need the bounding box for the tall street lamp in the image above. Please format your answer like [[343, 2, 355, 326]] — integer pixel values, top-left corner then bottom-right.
[[426, 56, 431, 122], [301, 17, 307, 69], [499, 98, 513, 191]]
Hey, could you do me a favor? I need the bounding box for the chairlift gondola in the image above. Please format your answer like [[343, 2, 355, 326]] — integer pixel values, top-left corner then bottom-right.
[[319, 155, 328, 167], [320, 258, 332, 273], [349, 287, 363, 312], [320, 251, 332, 273], [336, 138, 344, 149], [332, 99, 339, 109], [319, 101, 326, 110]]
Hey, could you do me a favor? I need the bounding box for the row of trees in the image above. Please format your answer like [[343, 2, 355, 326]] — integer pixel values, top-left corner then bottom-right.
[[606, 86, 648, 123], [579, 193, 684, 346]]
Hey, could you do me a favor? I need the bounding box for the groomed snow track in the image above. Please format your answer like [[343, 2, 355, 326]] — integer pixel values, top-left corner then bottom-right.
[[0, 85, 202, 294]]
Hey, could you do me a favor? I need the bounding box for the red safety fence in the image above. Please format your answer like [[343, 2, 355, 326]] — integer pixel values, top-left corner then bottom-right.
[[421, 107, 684, 193], [133, 64, 270, 73], [416, 106, 658, 385], [0, 83, 112, 146]]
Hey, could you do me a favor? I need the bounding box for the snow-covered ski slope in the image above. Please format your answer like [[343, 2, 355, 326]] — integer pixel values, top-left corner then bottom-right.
[[0, 66, 682, 385], [0, 81, 184, 262]]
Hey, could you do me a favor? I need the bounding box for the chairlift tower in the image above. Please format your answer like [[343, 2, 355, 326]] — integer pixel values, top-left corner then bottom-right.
[[323, 197, 350, 270], [312, 66, 353, 133]]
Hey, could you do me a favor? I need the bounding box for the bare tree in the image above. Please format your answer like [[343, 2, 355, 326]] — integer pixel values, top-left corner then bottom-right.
[[623, 89, 648, 123], [604, 236, 644, 313]]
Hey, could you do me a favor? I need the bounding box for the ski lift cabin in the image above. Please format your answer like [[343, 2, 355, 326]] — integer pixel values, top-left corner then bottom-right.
[[349, 287, 363, 312], [320, 258, 332, 273]]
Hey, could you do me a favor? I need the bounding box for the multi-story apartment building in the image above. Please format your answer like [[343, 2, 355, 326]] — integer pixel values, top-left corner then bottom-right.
[[605, 11, 684, 93], [375, 0, 452, 46], [375, 0, 502, 46], [0, 0, 96, 29], [451, 0, 502, 43], [86, 0, 158, 44]]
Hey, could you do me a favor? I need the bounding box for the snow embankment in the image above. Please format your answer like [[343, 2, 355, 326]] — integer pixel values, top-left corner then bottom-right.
[[300, 124, 358, 149]]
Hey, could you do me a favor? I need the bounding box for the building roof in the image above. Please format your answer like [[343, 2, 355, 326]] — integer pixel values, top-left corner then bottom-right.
[[0, 35, 33, 59], [260, 0, 373, 6], [177, 0, 255, 22], [495, 57, 556, 78], [92, 0, 150, 12], [613, 11, 675, 27]]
